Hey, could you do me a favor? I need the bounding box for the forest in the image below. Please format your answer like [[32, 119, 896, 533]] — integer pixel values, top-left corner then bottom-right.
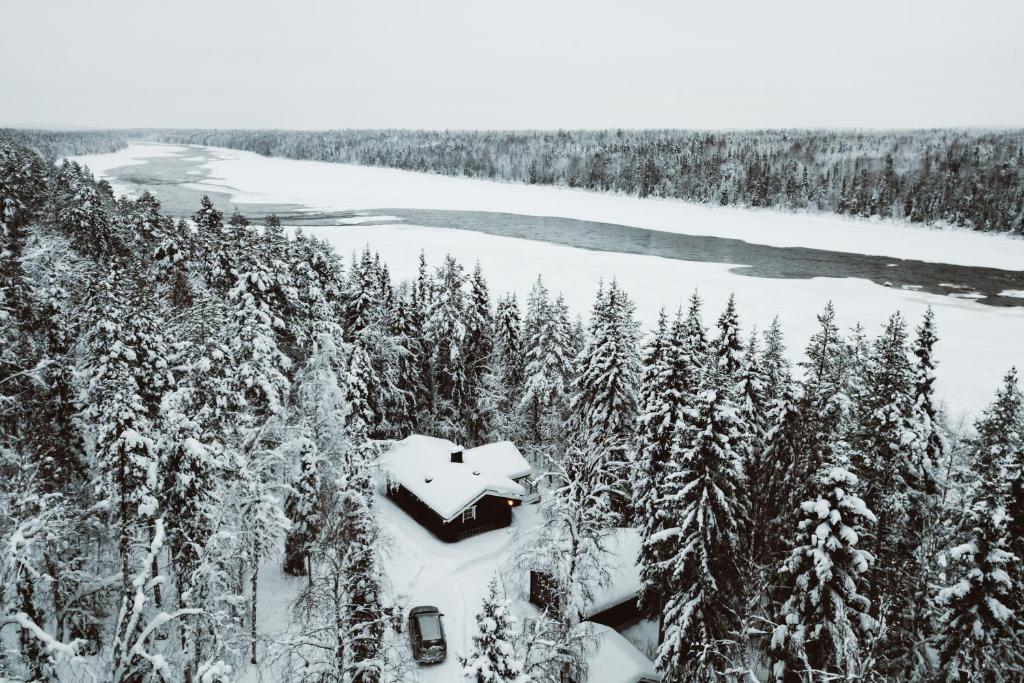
[[150, 128, 1024, 235], [1, 129, 1023, 682]]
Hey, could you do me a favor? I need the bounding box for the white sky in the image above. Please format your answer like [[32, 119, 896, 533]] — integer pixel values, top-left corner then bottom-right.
[[3, 0, 1022, 130]]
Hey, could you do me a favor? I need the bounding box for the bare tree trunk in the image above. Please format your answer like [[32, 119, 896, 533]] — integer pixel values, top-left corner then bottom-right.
[[151, 551, 162, 609], [250, 542, 260, 665]]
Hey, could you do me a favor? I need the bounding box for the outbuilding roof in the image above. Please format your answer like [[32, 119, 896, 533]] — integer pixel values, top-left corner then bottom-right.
[[588, 528, 644, 616], [582, 622, 661, 683], [380, 435, 532, 522]]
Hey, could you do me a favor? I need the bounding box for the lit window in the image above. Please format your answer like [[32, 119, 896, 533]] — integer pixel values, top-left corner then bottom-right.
[[462, 505, 477, 522]]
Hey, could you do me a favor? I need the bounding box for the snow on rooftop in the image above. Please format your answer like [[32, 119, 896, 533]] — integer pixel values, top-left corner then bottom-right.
[[587, 528, 644, 617], [379, 435, 531, 522], [462, 440, 533, 480], [582, 622, 662, 683]]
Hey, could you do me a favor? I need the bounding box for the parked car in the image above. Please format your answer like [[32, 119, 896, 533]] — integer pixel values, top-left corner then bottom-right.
[[408, 605, 447, 664]]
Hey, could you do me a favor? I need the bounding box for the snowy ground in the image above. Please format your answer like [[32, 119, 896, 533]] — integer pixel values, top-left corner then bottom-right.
[[70, 143, 1024, 419]]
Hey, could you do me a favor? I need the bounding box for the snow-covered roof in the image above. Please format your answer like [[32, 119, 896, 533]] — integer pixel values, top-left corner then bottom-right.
[[582, 622, 662, 683], [587, 528, 643, 616], [379, 435, 532, 523], [463, 440, 533, 480]]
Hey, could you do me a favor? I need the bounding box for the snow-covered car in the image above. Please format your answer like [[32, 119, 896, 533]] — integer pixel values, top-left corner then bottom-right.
[[408, 606, 447, 664]]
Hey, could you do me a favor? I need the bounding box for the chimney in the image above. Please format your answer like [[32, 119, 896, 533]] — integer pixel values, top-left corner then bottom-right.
[[450, 449, 463, 464]]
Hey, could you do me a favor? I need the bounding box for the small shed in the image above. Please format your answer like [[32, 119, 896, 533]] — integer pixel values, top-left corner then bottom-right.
[[380, 435, 535, 542], [529, 528, 645, 630]]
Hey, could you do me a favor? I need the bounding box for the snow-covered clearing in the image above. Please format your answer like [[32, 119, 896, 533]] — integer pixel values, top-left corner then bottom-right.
[[245, 493, 549, 682], [82, 142, 1023, 271], [303, 222, 1022, 421]]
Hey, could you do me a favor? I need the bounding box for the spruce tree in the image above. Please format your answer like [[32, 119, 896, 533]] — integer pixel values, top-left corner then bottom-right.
[[713, 293, 744, 385], [938, 502, 1021, 680], [460, 576, 524, 682], [657, 378, 746, 680], [683, 290, 710, 370], [570, 279, 641, 449], [426, 255, 468, 441], [770, 461, 876, 680], [283, 438, 322, 577], [465, 262, 495, 443], [851, 312, 929, 673], [796, 303, 848, 502], [936, 384, 1023, 683], [761, 316, 792, 406], [747, 386, 804, 581], [494, 292, 525, 398], [519, 277, 573, 451], [913, 307, 944, 486]]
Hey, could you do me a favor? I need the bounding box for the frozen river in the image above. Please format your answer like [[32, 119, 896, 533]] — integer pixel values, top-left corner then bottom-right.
[[80, 142, 1024, 307]]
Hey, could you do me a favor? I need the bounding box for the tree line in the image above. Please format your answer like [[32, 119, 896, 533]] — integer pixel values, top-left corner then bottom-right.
[[152, 128, 1024, 234], [2, 134, 1023, 682]]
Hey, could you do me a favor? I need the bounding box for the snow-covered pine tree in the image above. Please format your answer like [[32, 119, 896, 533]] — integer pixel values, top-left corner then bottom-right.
[[465, 261, 495, 443], [569, 279, 640, 520], [736, 327, 770, 465], [713, 293, 744, 386], [936, 499, 1021, 680], [635, 310, 673, 622], [760, 316, 792, 406], [570, 279, 641, 444], [850, 312, 930, 674], [223, 225, 294, 665], [48, 160, 117, 258], [338, 455, 388, 682], [964, 367, 1024, 660], [283, 437, 323, 577], [682, 289, 710, 376], [344, 247, 383, 342], [460, 576, 524, 682], [426, 254, 469, 441], [796, 303, 849, 503], [519, 277, 573, 452], [968, 367, 1023, 493], [912, 307, 944, 489], [635, 306, 701, 626], [656, 377, 746, 680], [935, 377, 1023, 682], [192, 195, 236, 295], [770, 460, 876, 680], [384, 283, 420, 437], [747, 385, 804, 587], [494, 292, 525, 395], [78, 267, 176, 677], [160, 303, 245, 679]]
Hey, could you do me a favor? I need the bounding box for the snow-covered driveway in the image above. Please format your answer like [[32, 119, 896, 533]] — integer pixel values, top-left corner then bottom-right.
[[379, 494, 540, 681]]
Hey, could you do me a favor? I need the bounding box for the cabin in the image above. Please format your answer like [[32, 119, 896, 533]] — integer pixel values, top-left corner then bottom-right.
[[380, 435, 536, 542], [529, 528, 645, 630], [580, 622, 661, 683]]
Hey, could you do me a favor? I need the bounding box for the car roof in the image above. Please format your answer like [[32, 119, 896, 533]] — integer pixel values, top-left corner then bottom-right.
[[409, 605, 440, 616]]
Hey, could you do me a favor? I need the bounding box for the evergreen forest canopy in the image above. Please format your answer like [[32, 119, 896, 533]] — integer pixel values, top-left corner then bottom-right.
[[1, 130, 1023, 681]]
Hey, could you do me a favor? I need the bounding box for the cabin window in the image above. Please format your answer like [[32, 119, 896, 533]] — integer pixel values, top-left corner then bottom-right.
[[462, 505, 477, 522]]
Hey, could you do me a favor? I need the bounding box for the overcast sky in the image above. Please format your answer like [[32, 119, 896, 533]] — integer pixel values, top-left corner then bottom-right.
[[3, 0, 1022, 130]]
